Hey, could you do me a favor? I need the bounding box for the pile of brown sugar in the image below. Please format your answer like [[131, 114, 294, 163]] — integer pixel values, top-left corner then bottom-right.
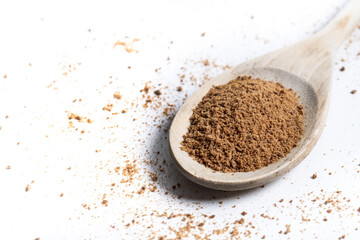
[[181, 76, 304, 172]]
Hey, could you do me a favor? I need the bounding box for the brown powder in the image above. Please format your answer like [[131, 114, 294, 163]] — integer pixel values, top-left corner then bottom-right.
[[113, 91, 122, 100], [103, 104, 113, 112], [202, 60, 210, 66], [154, 90, 162, 96], [181, 76, 304, 172], [113, 39, 139, 53], [284, 224, 291, 234]]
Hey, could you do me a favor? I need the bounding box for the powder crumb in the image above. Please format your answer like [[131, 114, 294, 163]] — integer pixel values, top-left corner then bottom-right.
[[113, 39, 139, 53], [284, 224, 291, 234], [234, 218, 245, 225], [311, 173, 317, 179], [149, 173, 158, 182], [176, 86, 182, 92], [208, 215, 215, 219], [339, 235, 345, 239], [4, 74, 7, 78], [60, 193, 64, 197], [241, 211, 247, 216], [35, 238, 40, 240], [202, 59, 210, 66], [103, 104, 113, 112], [201, 32, 206, 37], [25, 184, 31, 192], [230, 227, 239, 237], [114, 91, 122, 100], [101, 199, 109, 207], [68, 113, 82, 121], [140, 83, 150, 94], [154, 90, 162, 96], [181, 76, 304, 172], [350, 89, 357, 94], [138, 185, 146, 194], [6, 165, 11, 170], [357, 207, 360, 212], [340, 66, 345, 71], [121, 163, 138, 183]]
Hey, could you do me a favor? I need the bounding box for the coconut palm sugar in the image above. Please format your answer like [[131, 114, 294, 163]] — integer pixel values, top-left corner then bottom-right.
[[181, 76, 304, 172]]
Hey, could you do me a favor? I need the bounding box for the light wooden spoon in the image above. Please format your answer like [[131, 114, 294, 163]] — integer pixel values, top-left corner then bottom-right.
[[169, 0, 360, 191]]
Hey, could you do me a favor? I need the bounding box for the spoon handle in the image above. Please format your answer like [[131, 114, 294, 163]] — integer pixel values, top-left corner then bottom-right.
[[315, 0, 360, 54], [231, 1, 360, 83]]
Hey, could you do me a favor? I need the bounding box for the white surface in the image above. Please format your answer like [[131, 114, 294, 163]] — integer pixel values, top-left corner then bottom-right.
[[0, 0, 359, 239]]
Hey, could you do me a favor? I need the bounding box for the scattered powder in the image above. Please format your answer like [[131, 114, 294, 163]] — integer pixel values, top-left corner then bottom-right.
[[114, 91, 122, 100], [202, 59, 210, 66], [154, 90, 162, 96], [234, 218, 245, 225], [101, 199, 109, 207], [350, 89, 357, 94], [68, 113, 92, 123], [121, 163, 139, 183], [103, 104, 113, 112], [113, 38, 140, 53], [284, 224, 291, 234], [181, 76, 304, 172]]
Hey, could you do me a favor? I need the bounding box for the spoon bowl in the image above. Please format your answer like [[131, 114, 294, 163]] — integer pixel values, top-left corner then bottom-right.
[[170, 68, 319, 190], [169, 1, 360, 191]]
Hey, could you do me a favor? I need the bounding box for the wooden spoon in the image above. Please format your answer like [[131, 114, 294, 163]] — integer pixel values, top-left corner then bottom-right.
[[169, 1, 360, 191]]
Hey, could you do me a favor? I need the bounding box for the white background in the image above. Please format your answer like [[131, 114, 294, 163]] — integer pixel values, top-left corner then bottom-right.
[[0, 0, 359, 239]]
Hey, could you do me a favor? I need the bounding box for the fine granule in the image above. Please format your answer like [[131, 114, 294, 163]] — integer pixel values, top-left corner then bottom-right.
[[181, 76, 304, 172]]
